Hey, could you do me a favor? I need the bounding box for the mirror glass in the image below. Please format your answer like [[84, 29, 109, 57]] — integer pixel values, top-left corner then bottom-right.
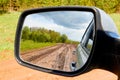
[[20, 11, 95, 72]]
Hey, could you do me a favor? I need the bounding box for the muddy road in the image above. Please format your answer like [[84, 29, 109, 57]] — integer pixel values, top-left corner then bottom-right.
[[21, 43, 77, 71]]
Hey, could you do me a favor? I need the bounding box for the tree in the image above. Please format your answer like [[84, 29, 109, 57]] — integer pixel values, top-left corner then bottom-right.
[[0, 0, 9, 14], [21, 26, 30, 40], [30, 31, 38, 42], [1, 0, 120, 14], [60, 34, 68, 43]]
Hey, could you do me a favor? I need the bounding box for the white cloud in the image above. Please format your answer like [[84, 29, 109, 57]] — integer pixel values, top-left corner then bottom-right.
[[23, 11, 93, 41]]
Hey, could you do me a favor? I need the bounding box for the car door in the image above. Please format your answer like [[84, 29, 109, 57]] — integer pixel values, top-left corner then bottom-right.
[[75, 19, 95, 70]]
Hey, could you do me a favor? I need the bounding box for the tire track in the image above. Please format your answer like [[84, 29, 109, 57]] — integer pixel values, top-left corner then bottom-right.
[[21, 44, 63, 62], [53, 46, 68, 70], [21, 44, 77, 71], [53, 44, 76, 71]]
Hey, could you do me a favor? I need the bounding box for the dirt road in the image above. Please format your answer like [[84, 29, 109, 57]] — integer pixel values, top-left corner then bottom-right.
[[21, 43, 77, 71], [0, 59, 117, 80]]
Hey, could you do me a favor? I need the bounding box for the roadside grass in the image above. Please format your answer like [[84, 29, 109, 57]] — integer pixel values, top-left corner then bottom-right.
[[110, 13, 120, 34], [0, 12, 20, 61], [20, 40, 57, 53]]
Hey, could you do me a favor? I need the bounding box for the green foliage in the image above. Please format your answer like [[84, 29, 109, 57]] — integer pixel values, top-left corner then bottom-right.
[[21, 26, 77, 43], [110, 13, 120, 34], [20, 40, 56, 52], [22, 26, 30, 40], [49, 30, 61, 42], [0, 0, 20, 14], [93, 0, 119, 13], [0, 0, 9, 14], [0, 12, 20, 61], [0, 0, 120, 14], [66, 40, 79, 44], [0, 12, 20, 51], [60, 34, 68, 43]]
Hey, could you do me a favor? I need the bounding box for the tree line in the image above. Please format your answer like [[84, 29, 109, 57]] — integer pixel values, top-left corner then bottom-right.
[[22, 26, 79, 44], [0, 0, 120, 14]]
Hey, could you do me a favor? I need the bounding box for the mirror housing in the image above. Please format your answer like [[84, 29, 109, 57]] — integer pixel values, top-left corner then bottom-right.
[[15, 6, 98, 76], [15, 6, 120, 77]]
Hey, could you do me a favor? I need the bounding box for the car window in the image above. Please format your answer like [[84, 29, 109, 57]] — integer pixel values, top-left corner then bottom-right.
[[81, 19, 94, 53], [85, 26, 94, 51]]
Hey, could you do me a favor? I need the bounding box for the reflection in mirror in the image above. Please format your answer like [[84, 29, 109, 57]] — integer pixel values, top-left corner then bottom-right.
[[20, 11, 94, 72]]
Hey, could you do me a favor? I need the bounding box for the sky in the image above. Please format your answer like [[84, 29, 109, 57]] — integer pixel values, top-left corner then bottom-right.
[[23, 11, 94, 41]]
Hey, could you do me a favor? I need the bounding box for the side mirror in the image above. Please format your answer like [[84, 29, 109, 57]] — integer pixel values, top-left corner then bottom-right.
[[15, 6, 98, 76]]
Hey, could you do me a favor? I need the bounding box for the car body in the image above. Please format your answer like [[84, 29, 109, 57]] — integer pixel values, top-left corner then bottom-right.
[[70, 19, 95, 71]]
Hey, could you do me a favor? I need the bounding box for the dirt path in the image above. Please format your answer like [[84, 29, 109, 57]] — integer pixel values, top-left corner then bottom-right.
[[21, 44, 63, 62], [0, 59, 118, 80], [21, 44, 77, 71]]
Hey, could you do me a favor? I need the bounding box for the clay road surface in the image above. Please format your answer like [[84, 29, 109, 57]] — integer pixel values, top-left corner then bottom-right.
[[21, 44, 77, 71], [0, 59, 118, 80]]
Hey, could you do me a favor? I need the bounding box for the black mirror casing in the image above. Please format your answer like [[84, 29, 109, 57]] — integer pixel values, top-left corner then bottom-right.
[[14, 6, 104, 76]]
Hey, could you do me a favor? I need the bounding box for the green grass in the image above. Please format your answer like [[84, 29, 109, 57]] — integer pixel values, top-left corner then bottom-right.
[[20, 40, 57, 53], [110, 13, 120, 34], [0, 12, 20, 61], [0, 12, 20, 51]]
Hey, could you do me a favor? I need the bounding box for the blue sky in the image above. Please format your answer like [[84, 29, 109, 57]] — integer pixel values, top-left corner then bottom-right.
[[23, 11, 93, 41]]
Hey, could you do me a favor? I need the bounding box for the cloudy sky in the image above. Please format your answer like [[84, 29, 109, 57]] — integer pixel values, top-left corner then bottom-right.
[[23, 11, 93, 41]]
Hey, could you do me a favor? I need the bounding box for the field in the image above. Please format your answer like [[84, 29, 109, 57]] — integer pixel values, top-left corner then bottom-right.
[[0, 12, 120, 61], [0, 12, 20, 61], [110, 13, 120, 33], [20, 40, 56, 52]]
